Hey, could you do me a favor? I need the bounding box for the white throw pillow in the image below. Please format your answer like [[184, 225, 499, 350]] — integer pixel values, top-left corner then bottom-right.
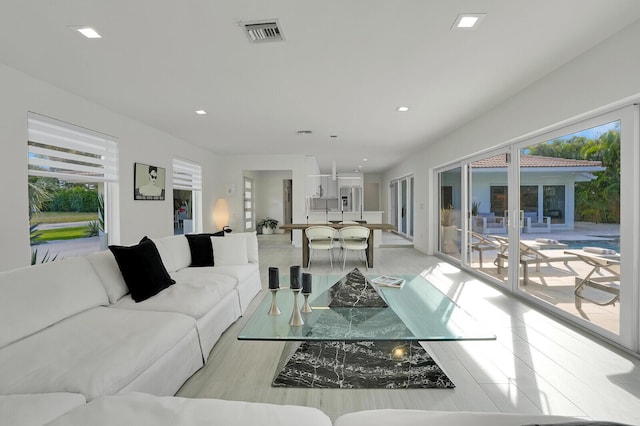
[[212, 234, 248, 265], [233, 231, 259, 263]]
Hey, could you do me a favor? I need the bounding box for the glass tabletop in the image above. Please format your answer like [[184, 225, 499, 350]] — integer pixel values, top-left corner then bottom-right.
[[237, 274, 495, 341]]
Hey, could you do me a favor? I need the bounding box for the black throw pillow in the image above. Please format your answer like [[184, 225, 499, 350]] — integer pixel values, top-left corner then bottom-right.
[[185, 234, 215, 267], [184, 232, 225, 267], [109, 237, 175, 302]]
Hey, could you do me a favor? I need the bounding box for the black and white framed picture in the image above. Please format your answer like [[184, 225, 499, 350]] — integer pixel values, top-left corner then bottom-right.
[[134, 162, 166, 200]]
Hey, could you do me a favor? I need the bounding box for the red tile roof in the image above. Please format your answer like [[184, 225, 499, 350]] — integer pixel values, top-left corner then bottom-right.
[[471, 154, 602, 168]]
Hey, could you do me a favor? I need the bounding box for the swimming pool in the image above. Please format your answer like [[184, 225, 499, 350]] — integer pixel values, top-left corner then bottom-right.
[[559, 238, 620, 253]]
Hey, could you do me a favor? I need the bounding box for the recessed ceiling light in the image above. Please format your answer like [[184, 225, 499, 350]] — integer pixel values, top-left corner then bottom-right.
[[452, 13, 486, 30], [363, 158, 368, 162], [75, 27, 102, 38], [195, 110, 207, 115], [396, 106, 409, 112], [358, 165, 363, 168]]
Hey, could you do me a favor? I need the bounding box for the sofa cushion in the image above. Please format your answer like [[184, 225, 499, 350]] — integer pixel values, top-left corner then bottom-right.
[[47, 392, 333, 426], [87, 250, 129, 303], [109, 238, 175, 302], [211, 263, 259, 284], [0, 257, 108, 349], [0, 307, 200, 400], [114, 271, 237, 319], [152, 235, 191, 272], [0, 393, 86, 426], [211, 234, 248, 265], [233, 231, 259, 263], [333, 410, 584, 426]]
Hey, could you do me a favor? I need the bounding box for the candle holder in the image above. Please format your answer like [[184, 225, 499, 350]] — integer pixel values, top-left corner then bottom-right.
[[301, 292, 312, 314], [268, 289, 281, 316], [289, 289, 304, 326]]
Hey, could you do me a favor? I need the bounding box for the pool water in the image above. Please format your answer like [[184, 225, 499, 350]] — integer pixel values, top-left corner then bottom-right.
[[559, 238, 620, 253]]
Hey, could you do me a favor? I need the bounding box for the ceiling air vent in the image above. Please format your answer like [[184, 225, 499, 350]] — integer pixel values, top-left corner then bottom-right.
[[243, 20, 284, 43]]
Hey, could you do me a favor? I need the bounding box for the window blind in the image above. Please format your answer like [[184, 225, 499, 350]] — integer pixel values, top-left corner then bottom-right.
[[27, 112, 118, 182], [172, 158, 202, 191]]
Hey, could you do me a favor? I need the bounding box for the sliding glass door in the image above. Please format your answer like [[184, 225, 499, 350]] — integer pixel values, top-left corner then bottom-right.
[[390, 175, 414, 240], [466, 150, 510, 284], [438, 167, 461, 260], [515, 109, 632, 341], [435, 105, 638, 350]]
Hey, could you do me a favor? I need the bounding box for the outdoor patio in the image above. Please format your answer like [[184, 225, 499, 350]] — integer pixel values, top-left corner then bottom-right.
[[465, 222, 621, 335]]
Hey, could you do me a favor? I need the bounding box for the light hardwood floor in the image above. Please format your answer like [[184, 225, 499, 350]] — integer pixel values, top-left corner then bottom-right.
[[176, 232, 640, 425]]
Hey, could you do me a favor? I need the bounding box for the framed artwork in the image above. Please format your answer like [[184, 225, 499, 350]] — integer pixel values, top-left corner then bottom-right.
[[134, 162, 166, 200]]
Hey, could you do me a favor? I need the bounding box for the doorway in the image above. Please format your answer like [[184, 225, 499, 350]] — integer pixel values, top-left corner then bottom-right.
[[283, 179, 293, 241]]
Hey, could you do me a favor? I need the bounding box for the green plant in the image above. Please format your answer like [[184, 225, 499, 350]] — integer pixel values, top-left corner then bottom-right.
[[29, 222, 44, 245], [86, 220, 100, 237], [97, 192, 105, 233], [471, 201, 480, 216], [440, 205, 455, 227], [257, 217, 279, 230], [30, 247, 59, 265]]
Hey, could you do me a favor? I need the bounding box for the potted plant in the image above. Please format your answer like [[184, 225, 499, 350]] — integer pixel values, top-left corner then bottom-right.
[[440, 205, 457, 254], [257, 217, 279, 235], [471, 201, 480, 217]]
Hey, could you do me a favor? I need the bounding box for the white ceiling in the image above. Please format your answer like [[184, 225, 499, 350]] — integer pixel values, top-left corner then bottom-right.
[[2, 1, 640, 174]]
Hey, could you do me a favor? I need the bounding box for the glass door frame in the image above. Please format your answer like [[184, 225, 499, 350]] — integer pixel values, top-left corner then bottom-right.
[[511, 105, 638, 349], [390, 174, 414, 240], [434, 104, 639, 352]]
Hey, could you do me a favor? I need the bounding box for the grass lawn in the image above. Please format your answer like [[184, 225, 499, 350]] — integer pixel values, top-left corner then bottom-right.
[[30, 211, 98, 225], [33, 226, 92, 242]]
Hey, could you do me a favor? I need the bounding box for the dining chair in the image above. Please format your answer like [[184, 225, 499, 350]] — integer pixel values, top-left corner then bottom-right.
[[305, 226, 337, 270], [338, 226, 370, 270]]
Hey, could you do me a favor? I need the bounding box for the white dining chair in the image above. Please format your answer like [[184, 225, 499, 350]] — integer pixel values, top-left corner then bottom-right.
[[305, 225, 337, 270], [338, 226, 370, 270]]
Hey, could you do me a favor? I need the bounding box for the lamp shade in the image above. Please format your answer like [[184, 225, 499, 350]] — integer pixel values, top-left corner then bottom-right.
[[214, 198, 230, 230]]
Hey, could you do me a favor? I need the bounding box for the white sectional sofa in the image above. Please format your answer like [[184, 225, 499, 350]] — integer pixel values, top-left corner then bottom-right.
[[0, 231, 610, 425], [0, 232, 261, 401], [1, 392, 591, 426]]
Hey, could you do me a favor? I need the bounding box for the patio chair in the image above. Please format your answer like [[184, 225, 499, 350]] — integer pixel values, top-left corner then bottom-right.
[[564, 249, 620, 308], [472, 213, 506, 234], [470, 232, 501, 268], [524, 214, 552, 233], [494, 239, 579, 284]]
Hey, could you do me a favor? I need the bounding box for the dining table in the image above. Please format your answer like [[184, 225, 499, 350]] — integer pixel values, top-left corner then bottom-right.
[[278, 222, 396, 267]]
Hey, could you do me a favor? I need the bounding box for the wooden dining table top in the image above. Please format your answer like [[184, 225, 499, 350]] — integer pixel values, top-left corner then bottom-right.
[[279, 223, 396, 231]]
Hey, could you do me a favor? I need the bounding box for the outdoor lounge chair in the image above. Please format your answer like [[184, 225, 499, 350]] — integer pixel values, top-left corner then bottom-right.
[[494, 239, 578, 284], [564, 249, 620, 308], [470, 232, 501, 268]]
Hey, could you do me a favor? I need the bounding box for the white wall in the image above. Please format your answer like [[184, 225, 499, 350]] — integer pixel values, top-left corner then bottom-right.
[[253, 170, 292, 229], [383, 19, 640, 254], [215, 155, 307, 245], [0, 63, 222, 271]]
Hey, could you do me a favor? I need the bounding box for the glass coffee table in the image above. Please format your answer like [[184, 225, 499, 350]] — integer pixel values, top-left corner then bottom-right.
[[238, 271, 495, 388]]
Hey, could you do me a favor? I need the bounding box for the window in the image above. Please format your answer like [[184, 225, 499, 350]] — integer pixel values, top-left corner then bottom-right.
[[172, 158, 202, 234], [244, 177, 254, 231], [27, 112, 118, 263]]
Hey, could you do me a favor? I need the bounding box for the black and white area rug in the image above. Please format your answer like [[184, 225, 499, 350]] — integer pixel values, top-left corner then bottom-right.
[[272, 340, 455, 389]]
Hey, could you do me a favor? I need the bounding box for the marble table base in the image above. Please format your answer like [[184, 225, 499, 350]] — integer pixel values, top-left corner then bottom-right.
[[272, 340, 455, 389]]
